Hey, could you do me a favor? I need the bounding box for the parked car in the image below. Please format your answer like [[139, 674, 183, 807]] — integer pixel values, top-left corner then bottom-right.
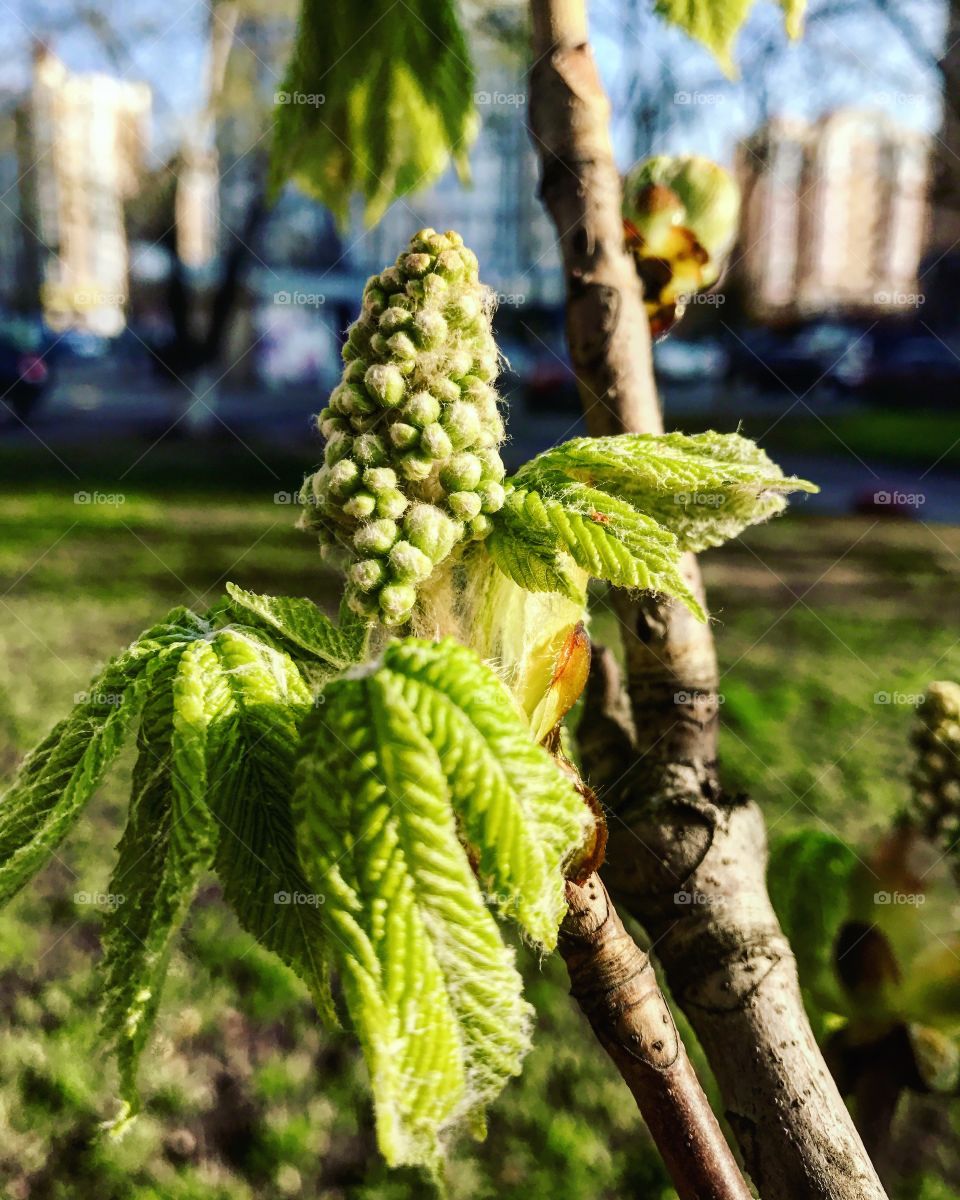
[[859, 333, 960, 405], [725, 320, 871, 396], [0, 314, 53, 420]]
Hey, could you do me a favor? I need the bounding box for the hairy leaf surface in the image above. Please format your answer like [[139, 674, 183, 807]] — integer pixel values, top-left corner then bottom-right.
[[295, 668, 533, 1169], [0, 609, 207, 907], [226, 582, 365, 669]]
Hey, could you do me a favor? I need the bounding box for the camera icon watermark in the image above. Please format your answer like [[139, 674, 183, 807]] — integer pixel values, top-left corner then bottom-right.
[[274, 90, 325, 107], [74, 490, 126, 506], [74, 890, 125, 909], [872, 490, 925, 508], [274, 890, 325, 906], [873, 691, 925, 706], [874, 890, 925, 906], [274, 290, 325, 307]]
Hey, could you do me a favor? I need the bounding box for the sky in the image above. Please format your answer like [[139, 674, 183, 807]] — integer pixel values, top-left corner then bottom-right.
[[0, 0, 950, 170]]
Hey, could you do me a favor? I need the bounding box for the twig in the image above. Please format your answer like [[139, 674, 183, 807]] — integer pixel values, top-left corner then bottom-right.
[[526, 1, 889, 1195], [560, 873, 752, 1200]]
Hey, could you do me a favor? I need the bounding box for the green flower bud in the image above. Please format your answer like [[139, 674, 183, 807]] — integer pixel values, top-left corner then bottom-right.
[[379, 583, 417, 625], [379, 306, 412, 335], [379, 266, 404, 293], [421, 274, 449, 302], [317, 409, 347, 438], [362, 466, 397, 493], [343, 490, 377, 520], [388, 540, 433, 583], [441, 400, 482, 449], [477, 480, 506, 513], [370, 332, 389, 357], [421, 422, 453, 459], [448, 490, 482, 521], [411, 310, 448, 349], [440, 452, 483, 492], [324, 430, 353, 466], [436, 249, 465, 280], [403, 503, 459, 561], [388, 421, 420, 450], [376, 488, 409, 520], [387, 331, 418, 361], [361, 285, 387, 318], [349, 558, 385, 592], [446, 293, 481, 328], [411, 227, 439, 251], [432, 378, 461, 404], [401, 252, 433, 277], [344, 360, 367, 384], [364, 363, 405, 408], [403, 391, 441, 427], [399, 452, 435, 482], [467, 513, 493, 540], [353, 434, 388, 467], [346, 587, 380, 618], [327, 458, 360, 496], [354, 518, 399, 555], [447, 349, 474, 380]]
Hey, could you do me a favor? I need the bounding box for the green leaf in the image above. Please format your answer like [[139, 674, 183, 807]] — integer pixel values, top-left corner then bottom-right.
[[100, 641, 220, 1124], [381, 639, 592, 947], [294, 661, 536, 1170], [270, 0, 477, 225], [225, 582, 364, 669], [488, 484, 704, 620], [655, 0, 754, 74], [513, 431, 817, 554], [205, 628, 335, 1024], [0, 609, 208, 907]]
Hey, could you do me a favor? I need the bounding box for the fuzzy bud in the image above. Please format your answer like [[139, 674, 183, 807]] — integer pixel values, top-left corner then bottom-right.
[[364, 363, 405, 408], [388, 540, 434, 583], [440, 453, 483, 492], [354, 519, 399, 556]]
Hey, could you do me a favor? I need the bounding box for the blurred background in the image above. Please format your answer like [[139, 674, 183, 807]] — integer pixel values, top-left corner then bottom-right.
[[0, 0, 959, 1197]]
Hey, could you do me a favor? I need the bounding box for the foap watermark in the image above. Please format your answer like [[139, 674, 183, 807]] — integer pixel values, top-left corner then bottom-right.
[[874, 290, 925, 307], [874, 890, 925, 906], [870, 90, 925, 107], [674, 889, 710, 906], [874, 690, 925, 707], [274, 90, 325, 107], [673, 491, 726, 508], [474, 90, 525, 107], [494, 292, 526, 307], [75, 890, 125, 909], [73, 690, 124, 706], [74, 289, 126, 306], [74, 490, 126, 506], [873, 490, 925, 508], [677, 291, 726, 307], [674, 90, 724, 105], [674, 690, 725, 706], [274, 890, 325, 906], [274, 490, 320, 506], [274, 290, 326, 307]]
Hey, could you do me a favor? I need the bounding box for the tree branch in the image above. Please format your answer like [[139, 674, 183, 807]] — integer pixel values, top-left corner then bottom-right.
[[560, 873, 751, 1200], [527, 1, 889, 1195]]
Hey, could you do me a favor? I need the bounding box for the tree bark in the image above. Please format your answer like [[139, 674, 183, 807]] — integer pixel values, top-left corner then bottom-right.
[[560, 873, 751, 1200], [527, 2, 888, 1196]]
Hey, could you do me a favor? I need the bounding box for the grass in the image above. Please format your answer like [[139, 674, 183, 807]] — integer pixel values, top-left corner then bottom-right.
[[0, 440, 958, 1199]]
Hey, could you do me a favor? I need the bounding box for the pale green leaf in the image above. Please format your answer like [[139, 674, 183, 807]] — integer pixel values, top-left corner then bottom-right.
[[0, 609, 208, 907], [225, 581, 363, 669], [513, 431, 818, 553], [205, 628, 335, 1024], [270, 0, 477, 224], [381, 638, 592, 947], [655, 0, 755, 74], [294, 665, 533, 1170], [100, 641, 220, 1123]]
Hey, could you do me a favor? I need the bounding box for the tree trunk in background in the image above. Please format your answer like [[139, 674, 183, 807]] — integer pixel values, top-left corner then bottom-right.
[[527, 1, 889, 1195]]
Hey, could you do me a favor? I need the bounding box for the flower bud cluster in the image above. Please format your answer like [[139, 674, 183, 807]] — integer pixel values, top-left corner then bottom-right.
[[301, 230, 507, 624], [910, 681, 960, 861]]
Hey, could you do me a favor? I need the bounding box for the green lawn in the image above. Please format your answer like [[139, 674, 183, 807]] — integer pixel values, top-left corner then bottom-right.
[[0, 454, 958, 1199]]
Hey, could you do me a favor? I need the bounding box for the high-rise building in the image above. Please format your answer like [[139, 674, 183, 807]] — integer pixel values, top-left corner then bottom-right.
[[735, 110, 929, 320], [17, 46, 151, 335]]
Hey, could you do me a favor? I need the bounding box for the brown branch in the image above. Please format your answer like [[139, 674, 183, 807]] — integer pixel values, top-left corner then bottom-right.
[[560, 873, 752, 1200], [527, 1, 889, 1196]]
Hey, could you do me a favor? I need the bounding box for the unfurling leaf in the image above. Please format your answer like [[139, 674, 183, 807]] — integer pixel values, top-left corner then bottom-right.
[[270, 0, 478, 224], [0, 609, 207, 908], [293, 637, 592, 1169], [100, 641, 220, 1124], [512, 430, 817, 553], [226, 581, 365, 669], [487, 482, 704, 619]]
